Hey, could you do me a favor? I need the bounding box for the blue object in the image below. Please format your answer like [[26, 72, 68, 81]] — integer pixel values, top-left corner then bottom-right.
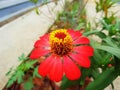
[[0, 0, 42, 22]]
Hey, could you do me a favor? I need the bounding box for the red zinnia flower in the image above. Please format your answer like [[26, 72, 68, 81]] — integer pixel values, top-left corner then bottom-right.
[[30, 29, 93, 82]]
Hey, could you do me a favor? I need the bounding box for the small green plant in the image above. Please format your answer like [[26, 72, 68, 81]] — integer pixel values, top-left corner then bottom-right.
[[6, 54, 38, 88], [55, 0, 87, 29], [95, 0, 116, 18]]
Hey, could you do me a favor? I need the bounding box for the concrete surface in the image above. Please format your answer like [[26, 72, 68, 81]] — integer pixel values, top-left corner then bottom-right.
[[85, 0, 120, 90], [0, 0, 65, 89]]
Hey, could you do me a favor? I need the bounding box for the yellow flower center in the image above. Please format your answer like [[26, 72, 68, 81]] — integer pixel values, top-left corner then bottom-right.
[[49, 29, 73, 56]]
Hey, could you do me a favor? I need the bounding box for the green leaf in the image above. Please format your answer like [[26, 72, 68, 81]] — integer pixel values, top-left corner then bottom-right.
[[18, 60, 37, 71], [101, 20, 110, 30], [92, 49, 102, 65], [35, 8, 40, 15], [16, 70, 24, 84], [6, 70, 25, 87], [33, 66, 41, 78], [91, 69, 100, 79], [115, 18, 120, 31], [80, 69, 92, 85], [112, 0, 120, 3], [24, 60, 38, 71], [6, 67, 13, 76], [103, 37, 117, 47], [96, 45, 120, 59], [75, 23, 84, 30], [18, 53, 28, 61], [24, 78, 34, 90], [6, 56, 37, 87], [30, 0, 38, 4], [43, 0, 49, 4], [96, 31, 106, 38], [7, 75, 16, 87], [101, 54, 112, 65], [90, 40, 102, 65], [6, 70, 24, 87], [61, 76, 80, 90], [85, 67, 118, 90], [83, 30, 100, 36]]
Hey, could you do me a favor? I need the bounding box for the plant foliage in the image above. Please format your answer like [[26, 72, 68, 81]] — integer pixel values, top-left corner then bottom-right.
[[5, 0, 120, 90]]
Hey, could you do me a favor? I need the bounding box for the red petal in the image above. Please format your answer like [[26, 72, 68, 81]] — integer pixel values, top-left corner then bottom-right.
[[34, 39, 49, 48], [63, 56, 81, 80], [38, 55, 55, 77], [30, 48, 50, 59], [69, 53, 90, 68], [73, 37, 90, 45], [40, 33, 49, 40], [34, 34, 50, 48], [73, 46, 94, 56], [67, 30, 82, 40], [49, 55, 63, 82]]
